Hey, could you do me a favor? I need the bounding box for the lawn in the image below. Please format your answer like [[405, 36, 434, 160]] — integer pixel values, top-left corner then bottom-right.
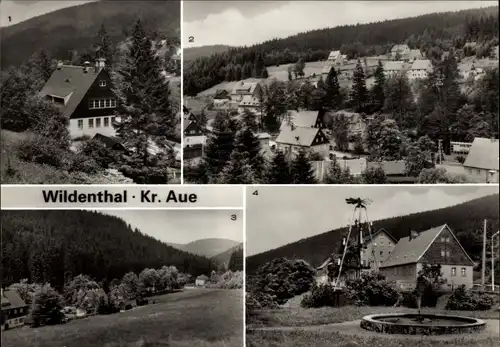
[[246, 305, 499, 347], [1, 288, 243, 347]]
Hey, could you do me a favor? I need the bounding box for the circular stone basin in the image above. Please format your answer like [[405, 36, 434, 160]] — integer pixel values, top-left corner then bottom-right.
[[360, 313, 486, 335]]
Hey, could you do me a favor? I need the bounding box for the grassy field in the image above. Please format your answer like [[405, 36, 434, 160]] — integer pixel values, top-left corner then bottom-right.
[[2, 288, 243, 347], [247, 305, 499, 347]]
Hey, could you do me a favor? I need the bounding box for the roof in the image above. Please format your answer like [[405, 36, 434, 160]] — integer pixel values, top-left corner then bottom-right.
[[383, 61, 405, 71], [365, 228, 397, 243], [410, 59, 432, 71], [407, 49, 423, 59], [463, 137, 499, 170], [1, 290, 27, 310], [276, 126, 323, 147], [93, 134, 127, 151], [196, 275, 208, 281], [458, 62, 475, 72], [239, 95, 260, 106], [380, 224, 474, 268], [392, 44, 409, 52], [257, 132, 271, 140], [39, 65, 105, 118], [317, 257, 333, 270], [328, 50, 341, 60], [282, 110, 320, 129], [231, 82, 258, 95]]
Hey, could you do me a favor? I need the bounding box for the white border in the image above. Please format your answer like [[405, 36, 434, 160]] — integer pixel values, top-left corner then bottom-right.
[[180, 0, 184, 184], [242, 186, 247, 347]]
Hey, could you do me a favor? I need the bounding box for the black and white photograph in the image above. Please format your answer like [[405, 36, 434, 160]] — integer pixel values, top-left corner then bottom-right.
[[183, 1, 499, 184], [0, 0, 181, 184], [1, 209, 243, 347], [245, 185, 499, 346]]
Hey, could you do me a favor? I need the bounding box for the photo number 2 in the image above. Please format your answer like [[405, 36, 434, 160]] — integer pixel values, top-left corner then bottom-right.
[[188, 36, 194, 43]]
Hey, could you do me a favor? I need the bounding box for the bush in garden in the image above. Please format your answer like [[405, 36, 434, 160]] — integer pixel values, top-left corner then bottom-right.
[[68, 153, 102, 175], [18, 135, 71, 169], [301, 282, 340, 308], [345, 271, 400, 306], [78, 139, 120, 169], [445, 285, 495, 311], [245, 291, 279, 310]]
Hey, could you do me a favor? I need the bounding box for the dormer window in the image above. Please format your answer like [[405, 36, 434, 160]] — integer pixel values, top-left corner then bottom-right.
[[99, 80, 106, 87]]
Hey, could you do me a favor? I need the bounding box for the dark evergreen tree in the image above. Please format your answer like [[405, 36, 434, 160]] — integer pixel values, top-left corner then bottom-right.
[[323, 66, 342, 110], [350, 60, 368, 112], [324, 158, 354, 184], [228, 248, 243, 272], [203, 113, 237, 180], [291, 150, 316, 184], [94, 24, 114, 67], [371, 60, 385, 112], [267, 151, 292, 184]]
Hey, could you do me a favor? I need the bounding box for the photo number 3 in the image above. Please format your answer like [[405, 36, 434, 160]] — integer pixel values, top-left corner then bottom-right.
[[231, 214, 237, 221]]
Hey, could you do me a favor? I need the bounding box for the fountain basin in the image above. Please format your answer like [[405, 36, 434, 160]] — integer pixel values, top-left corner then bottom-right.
[[360, 313, 486, 335]]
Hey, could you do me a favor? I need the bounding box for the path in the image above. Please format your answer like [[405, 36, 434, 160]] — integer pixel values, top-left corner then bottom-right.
[[248, 319, 500, 342]]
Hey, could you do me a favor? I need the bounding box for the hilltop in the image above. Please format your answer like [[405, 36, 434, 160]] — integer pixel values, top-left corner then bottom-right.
[[0, 0, 180, 68], [1, 210, 216, 288], [211, 243, 244, 266], [184, 45, 233, 62], [246, 194, 500, 273], [168, 238, 241, 258]]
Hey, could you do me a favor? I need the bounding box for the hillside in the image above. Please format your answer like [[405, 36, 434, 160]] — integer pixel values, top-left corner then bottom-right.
[[184, 6, 498, 96], [246, 194, 500, 274], [168, 238, 240, 258], [211, 243, 244, 266], [184, 45, 233, 62], [0, 0, 180, 68], [1, 210, 216, 289]]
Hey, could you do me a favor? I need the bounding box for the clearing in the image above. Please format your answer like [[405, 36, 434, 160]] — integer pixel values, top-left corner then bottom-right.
[[2, 288, 243, 347]]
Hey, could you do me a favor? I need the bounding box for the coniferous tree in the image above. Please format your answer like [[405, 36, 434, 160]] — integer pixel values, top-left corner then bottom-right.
[[113, 19, 176, 183], [203, 113, 237, 180], [324, 66, 342, 110], [291, 150, 316, 184], [228, 248, 243, 272], [324, 158, 354, 184], [267, 151, 292, 184], [350, 60, 368, 113], [371, 60, 385, 112]]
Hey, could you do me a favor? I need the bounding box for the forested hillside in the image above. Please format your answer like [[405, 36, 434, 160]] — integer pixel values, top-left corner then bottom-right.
[[1, 210, 216, 289], [0, 0, 180, 68], [211, 243, 244, 267], [246, 194, 499, 273], [184, 6, 498, 96], [168, 238, 241, 258], [184, 45, 233, 62]]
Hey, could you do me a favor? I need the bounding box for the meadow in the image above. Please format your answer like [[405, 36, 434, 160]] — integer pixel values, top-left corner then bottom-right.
[[2, 288, 243, 347]]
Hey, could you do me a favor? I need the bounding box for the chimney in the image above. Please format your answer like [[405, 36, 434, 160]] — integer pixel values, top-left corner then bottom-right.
[[409, 230, 419, 241], [57, 61, 64, 70], [83, 61, 90, 73]]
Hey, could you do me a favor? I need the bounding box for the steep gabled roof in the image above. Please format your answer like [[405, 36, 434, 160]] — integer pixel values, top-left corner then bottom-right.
[[410, 59, 432, 71], [1, 290, 27, 310], [328, 50, 341, 60], [276, 126, 326, 147], [39, 65, 104, 118], [281, 110, 320, 129], [383, 61, 405, 71], [196, 275, 208, 281], [231, 82, 258, 95], [464, 137, 499, 170], [391, 44, 409, 52], [380, 224, 474, 268]]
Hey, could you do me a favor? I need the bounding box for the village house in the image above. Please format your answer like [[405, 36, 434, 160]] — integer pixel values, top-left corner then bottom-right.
[[327, 50, 347, 65], [1, 289, 28, 331], [315, 228, 397, 284], [281, 110, 325, 130], [391, 44, 410, 59], [276, 126, 330, 158], [383, 61, 405, 77], [380, 224, 475, 292], [183, 117, 206, 164], [458, 62, 484, 81], [407, 59, 433, 80], [39, 58, 118, 139], [238, 95, 262, 115], [213, 99, 238, 112], [463, 137, 499, 183], [195, 275, 208, 286], [328, 111, 366, 138], [230, 81, 262, 102], [406, 49, 424, 61]]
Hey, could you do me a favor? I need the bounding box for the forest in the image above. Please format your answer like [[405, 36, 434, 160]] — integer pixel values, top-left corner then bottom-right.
[[1, 210, 217, 290], [246, 194, 500, 274], [184, 6, 498, 96]]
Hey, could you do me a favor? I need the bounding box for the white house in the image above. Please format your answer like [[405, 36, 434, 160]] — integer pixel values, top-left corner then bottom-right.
[[280, 110, 325, 130], [383, 61, 405, 77], [276, 126, 330, 158], [463, 137, 499, 183], [195, 275, 208, 286], [39, 58, 119, 139], [327, 50, 346, 65], [230, 81, 262, 102], [407, 59, 433, 80], [391, 44, 410, 59], [238, 95, 261, 114]]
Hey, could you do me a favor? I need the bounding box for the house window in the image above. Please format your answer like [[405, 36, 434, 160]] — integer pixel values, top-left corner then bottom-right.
[[111, 117, 116, 124], [78, 119, 83, 129], [446, 250, 450, 257], [99, 100, 105, 108], [89, 98, 117, 109], [461, 268, 466, 277], [99, 80, 106, 87], [104, 117, 109, 127], [446, 237, 450, 243], [451, 267, 456, 277], [88, 119, 94, 128], [441, 250, 445, 257], [380, 251, 384, 257], [441, 236, 446, 243], [96, 118, 101, 128]]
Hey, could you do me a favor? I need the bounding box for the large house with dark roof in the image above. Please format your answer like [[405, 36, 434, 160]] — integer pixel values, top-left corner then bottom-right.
[[380, 224, 475, 291], [1, 289, 28, 330], [463, 137, 499, 183], [280, 110, 325, 130], [276, 126, 330, 158], [230, 81, 262, 102], [39, 58, 118, 139]]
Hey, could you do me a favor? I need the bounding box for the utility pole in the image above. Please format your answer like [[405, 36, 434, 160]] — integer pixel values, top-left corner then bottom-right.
[[437, 139, 443, 165], [482, 219, 487, 289], [492, 231, 499, 292]]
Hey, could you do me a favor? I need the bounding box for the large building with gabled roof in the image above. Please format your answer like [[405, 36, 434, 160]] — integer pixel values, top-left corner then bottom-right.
[[276, 126, 330, 158], [380, 224, 475, 291], [38, 58, 118, 139], [463, 137, 499, 183]]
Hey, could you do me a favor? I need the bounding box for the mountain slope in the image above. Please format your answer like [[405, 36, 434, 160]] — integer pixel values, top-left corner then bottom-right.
[[184, 45, 233, 62], [1, 210, 215, 288], [211, 243, 244, 266], [168, 238, 240, 258], [0, 0, 180, 68], [246, 194, 500, 273]]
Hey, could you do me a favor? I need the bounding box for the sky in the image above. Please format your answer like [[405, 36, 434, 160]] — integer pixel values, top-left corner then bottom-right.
[[0, 0, 97, 27], [183, 0, 498, 48], [99, 209, 243, 244], [246, 185, 499, 256]]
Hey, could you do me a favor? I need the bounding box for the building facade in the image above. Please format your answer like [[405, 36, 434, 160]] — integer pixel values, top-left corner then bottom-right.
[[463, 138, 499, 183], [1, 289, 28, 331]]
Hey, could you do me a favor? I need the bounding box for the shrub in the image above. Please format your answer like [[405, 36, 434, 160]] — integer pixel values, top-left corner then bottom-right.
[[245, 291, 279, 311], [78, 139, 120, 169], [18, 135, 71, 169], [301, 283, 340, 308], [445, 285, 495, 311], [345, 271, 400, 306], [211, 270, 243, 289], [455, 155, 466, 164], [68, 153, 102, 175]]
